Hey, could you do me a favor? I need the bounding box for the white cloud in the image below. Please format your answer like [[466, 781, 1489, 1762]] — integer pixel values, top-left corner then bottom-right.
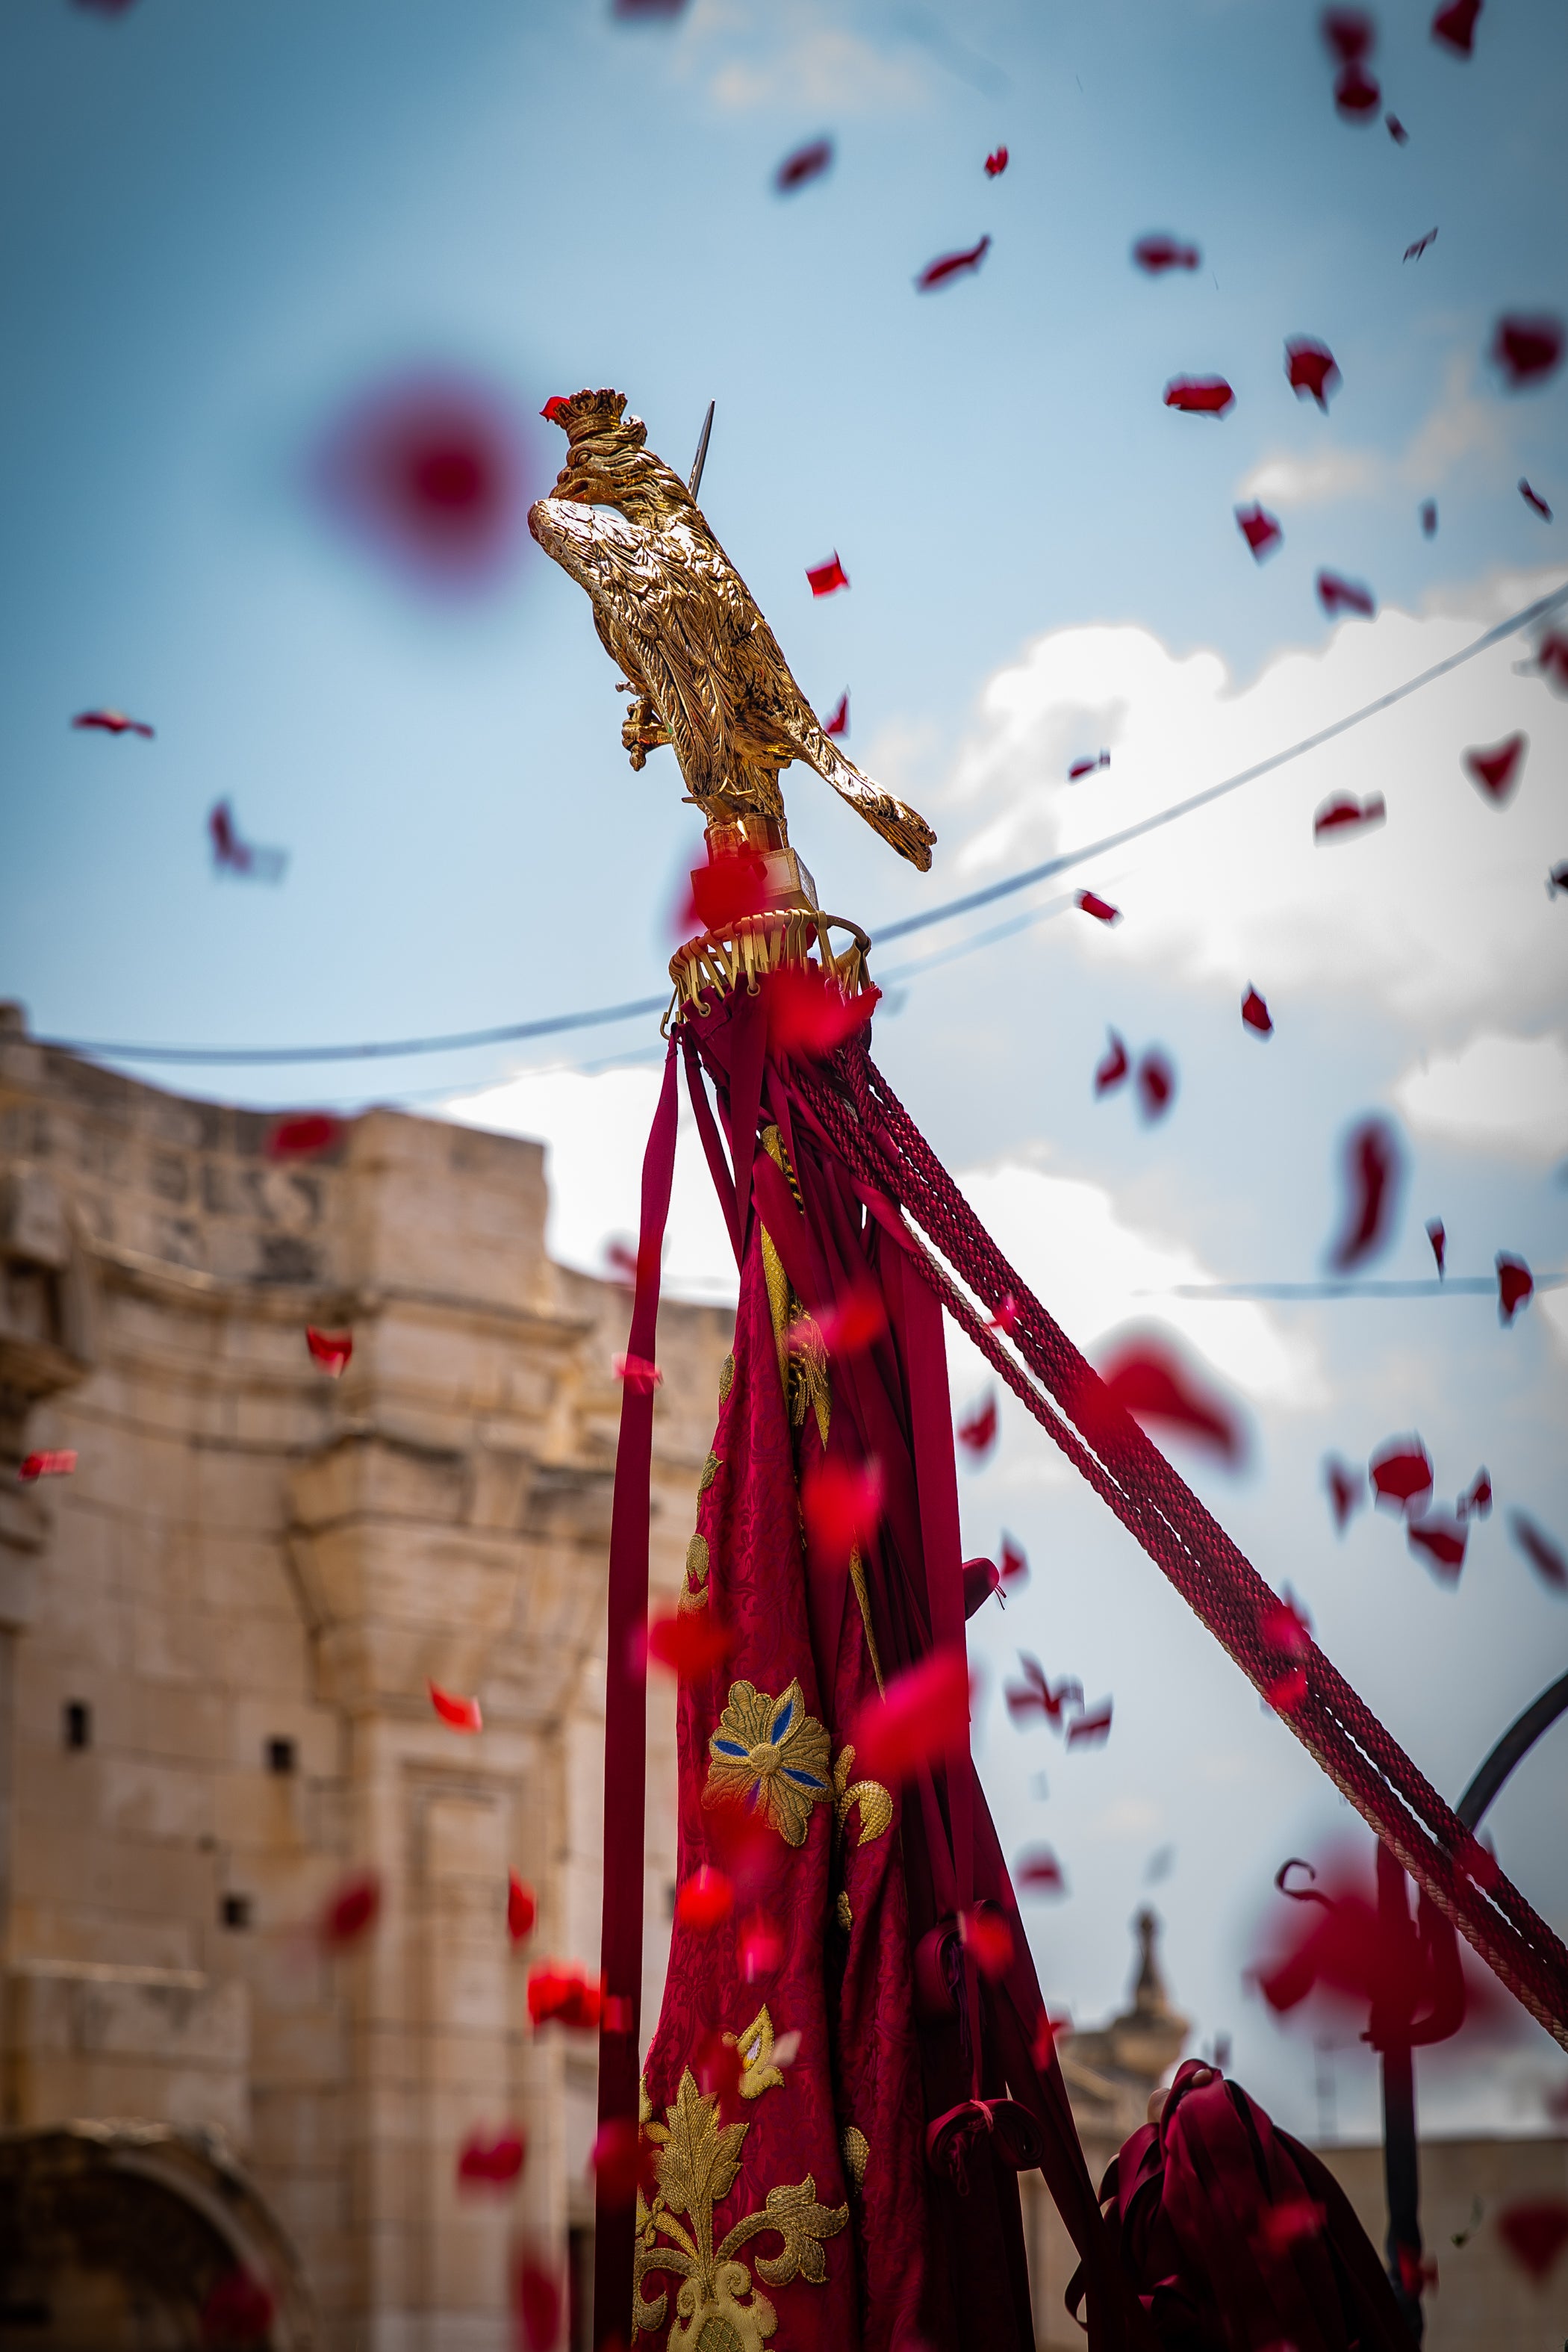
[[949, 1159, 1323, 1411], [444, 1063, 739, 1303], [678, 0, 929, 113], [942, 573, 1568, 1030], [1238, 449, 1377, 510], [1395, 1032, 1568, 1159]]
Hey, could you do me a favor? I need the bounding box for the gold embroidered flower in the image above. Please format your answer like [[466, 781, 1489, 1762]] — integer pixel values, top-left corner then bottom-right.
[[704, 1679, 831, 1847]]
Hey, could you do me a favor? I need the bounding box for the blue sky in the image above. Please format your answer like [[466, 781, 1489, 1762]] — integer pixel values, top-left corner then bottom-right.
[[2, 0, 1566, 2143]]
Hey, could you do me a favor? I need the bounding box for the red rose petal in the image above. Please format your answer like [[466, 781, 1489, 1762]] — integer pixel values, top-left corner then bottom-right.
[[429, 1679, 482, 1733]]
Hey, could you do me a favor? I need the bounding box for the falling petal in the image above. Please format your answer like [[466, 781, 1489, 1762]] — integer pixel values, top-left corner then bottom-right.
[[1313, 791, 1386, 840], [1077, 889, 1121, 924], [1325, 1116, 1404, 1272], [1287, 339, 1341, 410], [1425, 1217, 1446, 1277], [1519, 479, 1554, 520], [915, 236, 992, 291], [267, 1113, 344, 1160], [72, 707, 153, 737], [508, 1872, 538, 1943], [852, 1651, 971, 1784], [806, 551, 849, 596], [305, 1326, 352, 1378], [1236, 503, 1283, 560], [1317, 570, 1377, 618], [1408, 1512, 1467, 1581], [1508, 1508, 1567, 1593], [17, 1451, 76, 1481], [1491, 315, 1564, 391], [675, 1865, 735, 1931], [802, 1455, 884, 1566], [1065, 1700, 1113, 1747], [1014, 1844, 1067, 1895], [957, 1393, 999, 1462], [984, 146, 1009, 177], [320, 1870, 381, 1947], [1242, 986, 1273, 1036], [1324, 1455, 1365, 1533], [775, 138, 833, 193], [429, 1679, 483, 1733], [1496, 1252, 1533, 1323], [1095, 1329, 1248, 1466], [1133, 234, 1201, 273], [765, 964, 880, 1060], [1095, 1031, 1130, 1094], [1163, 376, 1235, 416], [823, 690, 849, 737], [1136, 1049, 1176, 1120], [1463, 732, 1526, 804], [1431, 0, 1482, 56], [1369, 1436, 1434, 1514]]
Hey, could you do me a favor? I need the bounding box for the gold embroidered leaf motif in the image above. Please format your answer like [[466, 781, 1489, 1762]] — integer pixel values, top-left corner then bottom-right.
[[836, 1891, 853, 1932], [832, 1743, 893, 1847], [841, 2126, 869, 2189], [656, 2072, 749, 2232], [686, 1531, 710, 1584], [699, 1450, 722, 1494], [723, 2177, 848, 2286], [727, 2006, 785, 2100], [718, 1353, 735, 1404], [704, 1680, 831, 1848]]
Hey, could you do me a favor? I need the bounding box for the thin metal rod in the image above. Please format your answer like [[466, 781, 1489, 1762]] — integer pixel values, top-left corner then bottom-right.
[[688, 400, 715, 500], [1457, 1670, 1568, 1830]]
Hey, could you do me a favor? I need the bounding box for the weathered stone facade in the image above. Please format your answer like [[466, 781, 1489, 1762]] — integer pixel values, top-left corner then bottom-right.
[[0, 1005, 727, 2350]]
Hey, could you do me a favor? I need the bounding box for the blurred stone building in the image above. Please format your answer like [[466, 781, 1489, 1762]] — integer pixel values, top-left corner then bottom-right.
[[1, 1005, 1564, 2352], [0, 1004, 727, 2350]]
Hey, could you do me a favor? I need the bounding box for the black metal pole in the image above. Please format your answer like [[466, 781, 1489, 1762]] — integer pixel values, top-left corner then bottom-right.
[[1375, 1667, 1568, 2342]]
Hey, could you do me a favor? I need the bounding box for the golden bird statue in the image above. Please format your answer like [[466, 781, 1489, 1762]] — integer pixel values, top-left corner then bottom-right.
[[527, 390, 936, 874]]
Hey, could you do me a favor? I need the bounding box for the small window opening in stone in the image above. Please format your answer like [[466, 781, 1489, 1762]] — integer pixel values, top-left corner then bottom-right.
[[221, 1894, 252, 1931], [63, 1700, 91, 1750], [664, 1882, 677, 1920], [267, 1736, 297, 1775]]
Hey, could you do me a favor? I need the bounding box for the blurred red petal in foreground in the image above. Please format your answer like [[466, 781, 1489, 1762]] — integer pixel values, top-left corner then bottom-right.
[[72, 706, 153, 736], [1509, 1508, 1567, 1593], [1463, 731, 1527, 803], [765, 964, 880, 1060], [1257, 2197, 1328, 2253], [1321, 9, 1375, 65], [984, 146, 1009, 177], [645, 1609, 733, 1679], [316, 373, 526, 583], [1077, 889, 1121, 924], [999, 1533, 1029, 1589], [320, 1870, 381, 1948], [915, 236, 992, 291], [1496, 1252, 1534, 1323], [1313, 791, 1387, 840], [589, 2118, 653, 2211], [738, 1908, 785, 1982], [823, 690, 849, 737], [803, 1281, 886, 1357], [429, 1679, 483, 1733], [961, 1905, 1015, 1979], [1261, 1590, 1313, 1658], [18, 1451, 75, 1482], [1032, 2009, 1072, 2067], [508, 1872, 537, 1944], [200, 2271, 276, 2349], [1431, 0, 1482, 55], [1491, 314, 1564, 391], [852, 1652, 971, 1785], [802, 1455, 884, 1565], [1519, 479, 1553, 520], [613, 1352, 662, 1393], [1136, 1050, 1176, 1120], [457, 2124, 526, 2190], [1014, 1845, 1067, 1896], [986, 1292, 1021, 1334], [1163, 376, 1235, 416], [1407, 1512, 1467, 1581], [1425, 1216, 1446, 1276], [267, 1112, 344, 1160], [1317, 569, 1376, 617], [1242, 986, 1273, 1036], [1066, 1701, 1113, 1747], [694, 2025, 744, 2106], [1333, 62, 1381, 113], [1133, 234, 1200, 272], [527, 1964, 601, 2031], [1266, 1667, 1310, 1715], [806, 552, 849, 596], [675, 1866, 735, 1932], [1324, 1455, 1365, 1532], [1496, 2198, 1568, 2282], [515, 2251, 564, 2352], [1236, 503, 1283, 560], [956, 1393, 999, 1462], [1327, 1115, 1404, 1272], [1093, 1329, 1248, 1466], [1459, 1468, 1492, 1518], [1370, 1435, 1434, 1513], [685, 847, 771, 933], [706, 1796, 779, 1903], [1287, 337, 1341, 409], [1094, 1031, 1130, 1094], [775, 137, 833, 193], [305, 1326, 352, 1378]]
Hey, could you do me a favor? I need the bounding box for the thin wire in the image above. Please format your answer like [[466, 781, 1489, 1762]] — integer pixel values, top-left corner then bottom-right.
[[1162, 1273, 1565, 1299], [46, 577, 1567, 1069]]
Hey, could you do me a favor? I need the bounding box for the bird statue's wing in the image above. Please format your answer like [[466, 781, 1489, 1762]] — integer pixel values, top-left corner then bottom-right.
[[775, 705, 936, 872]]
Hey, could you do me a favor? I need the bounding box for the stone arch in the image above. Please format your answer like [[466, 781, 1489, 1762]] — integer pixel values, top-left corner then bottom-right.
[[0, 2123, 317, 2351]]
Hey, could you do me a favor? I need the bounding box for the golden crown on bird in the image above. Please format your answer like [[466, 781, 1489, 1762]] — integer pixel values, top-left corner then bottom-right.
[[528, 390, 936, 871]]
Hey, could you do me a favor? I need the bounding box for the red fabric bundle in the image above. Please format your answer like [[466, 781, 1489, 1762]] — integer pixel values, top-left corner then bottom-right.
[[1074, 2060, 1412, 2349]]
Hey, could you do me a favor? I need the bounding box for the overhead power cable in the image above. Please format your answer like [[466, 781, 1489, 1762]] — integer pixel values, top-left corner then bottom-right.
[[49, 578, 1567, 1070]]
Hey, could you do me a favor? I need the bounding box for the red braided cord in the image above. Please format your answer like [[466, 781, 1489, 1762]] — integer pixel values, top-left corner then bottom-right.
[[791, 1042, 1568, 2053]]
